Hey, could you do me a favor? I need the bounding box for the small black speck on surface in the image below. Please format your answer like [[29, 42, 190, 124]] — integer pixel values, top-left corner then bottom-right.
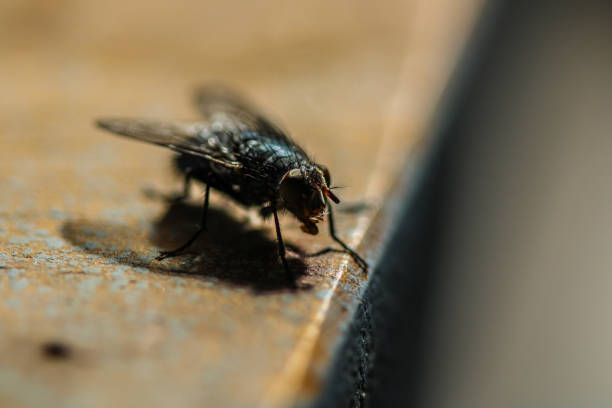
[[42, 341, 72, 360]]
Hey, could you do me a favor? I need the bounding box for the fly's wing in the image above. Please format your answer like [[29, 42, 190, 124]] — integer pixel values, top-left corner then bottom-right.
[[193, 86, 307, 155], [96, 118, 242, 169]]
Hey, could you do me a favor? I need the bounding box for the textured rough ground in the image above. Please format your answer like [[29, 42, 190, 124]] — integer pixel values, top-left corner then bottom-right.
[[0, 1, 482, 407]]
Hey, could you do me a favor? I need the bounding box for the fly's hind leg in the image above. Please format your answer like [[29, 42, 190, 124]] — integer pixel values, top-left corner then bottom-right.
[[168, 169, 193, 203], [157, 183, 210, 260], [325, 200, 368, 271], [142, 170, 192, 203]]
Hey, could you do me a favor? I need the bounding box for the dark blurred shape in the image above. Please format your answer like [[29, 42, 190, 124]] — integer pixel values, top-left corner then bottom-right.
[[317, 1, 612, 407], [419, 2, 612, 407], [42, 341, 72, 360]]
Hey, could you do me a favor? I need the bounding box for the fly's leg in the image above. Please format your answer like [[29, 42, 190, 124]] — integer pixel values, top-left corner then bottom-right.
[[157, 184, 210, 260], [169, 170, 193, 202], [272, 207, 296, 286], [326, 201, 368, 271]]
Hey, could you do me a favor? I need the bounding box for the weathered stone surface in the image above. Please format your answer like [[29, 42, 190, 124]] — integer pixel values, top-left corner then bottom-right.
[[0, 1, 482, 406]]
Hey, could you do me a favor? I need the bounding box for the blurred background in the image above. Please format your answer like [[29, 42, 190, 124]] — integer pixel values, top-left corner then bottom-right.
[[364, 1, 612, 407]]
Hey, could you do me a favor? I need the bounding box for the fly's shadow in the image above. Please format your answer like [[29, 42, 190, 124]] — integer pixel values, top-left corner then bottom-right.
[[61, 202, 308, 292]]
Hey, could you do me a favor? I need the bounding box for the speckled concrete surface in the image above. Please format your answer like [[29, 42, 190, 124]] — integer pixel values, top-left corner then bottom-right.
[[0, 1, 481, 406]]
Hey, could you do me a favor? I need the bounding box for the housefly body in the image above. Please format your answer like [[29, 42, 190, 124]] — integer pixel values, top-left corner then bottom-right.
[[96, 87, 367, 281]]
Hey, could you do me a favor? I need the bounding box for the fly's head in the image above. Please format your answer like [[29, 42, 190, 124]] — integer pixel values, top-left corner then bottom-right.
[[279, 164, 339, 235]]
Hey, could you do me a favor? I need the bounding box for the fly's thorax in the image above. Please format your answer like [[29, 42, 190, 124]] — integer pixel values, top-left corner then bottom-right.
[[278, 164, 336, 235]]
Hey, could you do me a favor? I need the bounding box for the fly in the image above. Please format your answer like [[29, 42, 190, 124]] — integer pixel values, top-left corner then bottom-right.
[[95, 86, 367, 281]]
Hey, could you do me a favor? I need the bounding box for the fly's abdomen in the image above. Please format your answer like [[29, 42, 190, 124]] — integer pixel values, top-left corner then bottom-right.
[[174, 152, 272, 207]]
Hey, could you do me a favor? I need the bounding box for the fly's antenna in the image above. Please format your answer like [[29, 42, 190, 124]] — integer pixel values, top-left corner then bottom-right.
[[323, 187, 340, 204]]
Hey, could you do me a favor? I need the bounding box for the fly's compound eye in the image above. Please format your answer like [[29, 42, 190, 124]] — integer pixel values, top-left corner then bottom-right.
[[279, 169, 305, 208]]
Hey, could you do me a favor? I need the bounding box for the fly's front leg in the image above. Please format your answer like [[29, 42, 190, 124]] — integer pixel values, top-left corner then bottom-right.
[[272, 207, 295, 286], [326, 200, 368, 271], [157, 183, 210, 260]]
